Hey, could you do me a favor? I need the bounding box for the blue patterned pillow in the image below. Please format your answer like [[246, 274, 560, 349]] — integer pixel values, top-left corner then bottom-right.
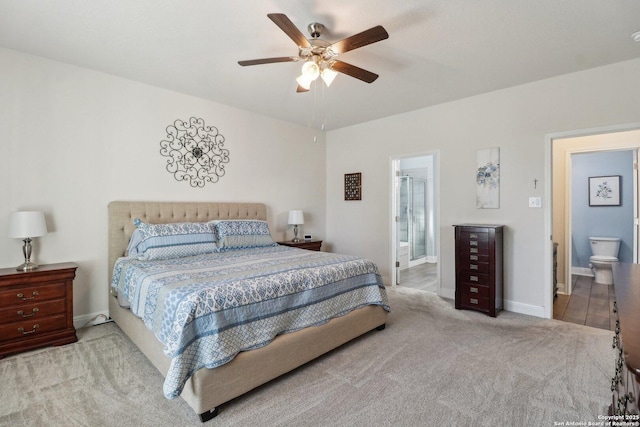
[[210, 220, 276, 251], [132, 219, 218, 260]]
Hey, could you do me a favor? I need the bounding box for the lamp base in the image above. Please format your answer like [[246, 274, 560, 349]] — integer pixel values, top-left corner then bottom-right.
[[16, 261, 39, 272]]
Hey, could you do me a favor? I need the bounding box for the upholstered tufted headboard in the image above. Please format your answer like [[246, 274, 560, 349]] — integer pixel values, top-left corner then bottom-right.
[[107, 201, 267, 287]]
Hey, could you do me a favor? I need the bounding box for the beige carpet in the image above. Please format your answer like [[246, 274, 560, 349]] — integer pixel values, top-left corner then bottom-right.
[[0, 287, 614, 426]]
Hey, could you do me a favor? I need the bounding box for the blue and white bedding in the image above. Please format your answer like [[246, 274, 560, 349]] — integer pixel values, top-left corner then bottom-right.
[[111, 245, 389, 399]]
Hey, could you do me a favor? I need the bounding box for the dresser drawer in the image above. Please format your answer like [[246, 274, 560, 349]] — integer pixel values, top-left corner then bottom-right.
[[0, 314, 68, 343], [461, 261, 490, 274], [459, 283, 490, 299], [464, 252, 489, 263], [0, 282, 66, 306], [460, 231, 488, 243], [0, 298, 66, 324], [460, 294, 490, 310], [460, 272, 490, 285]]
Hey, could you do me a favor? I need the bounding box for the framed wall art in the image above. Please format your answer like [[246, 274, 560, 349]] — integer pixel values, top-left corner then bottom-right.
[[476, 147, 500, 209], [344, 172, 362, 201], [589, 175, 621, 206]]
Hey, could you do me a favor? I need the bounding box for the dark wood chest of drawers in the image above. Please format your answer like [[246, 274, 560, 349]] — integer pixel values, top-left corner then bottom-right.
[[454, 224, 504, 317], [0, 262, 77, 358]]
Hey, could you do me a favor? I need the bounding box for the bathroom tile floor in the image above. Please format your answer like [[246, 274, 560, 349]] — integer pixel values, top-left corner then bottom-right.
[[397, 262, 438, 293], [553, 274, 616, 331]]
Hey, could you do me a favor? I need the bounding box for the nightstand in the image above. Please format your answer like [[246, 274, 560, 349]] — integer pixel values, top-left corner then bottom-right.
[[0, 262, 78, 358], [277, 240, 323, 251]]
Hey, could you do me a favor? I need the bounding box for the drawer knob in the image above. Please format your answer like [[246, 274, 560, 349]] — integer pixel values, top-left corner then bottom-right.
[[470, 255, 478, 261], [470, 248, 478, 254], [470, 264, 478, 270], [470, 241, 478, 246], [470, 276, 478, 282], [16, 291, 39, 301], [470, 287, 478, 293], [470, 298, 478, 305], [18, 324, 39, 335], [469, 234, 478, 239], [17, 307, 39, 318]]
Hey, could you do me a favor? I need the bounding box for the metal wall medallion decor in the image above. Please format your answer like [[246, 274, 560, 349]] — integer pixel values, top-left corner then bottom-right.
[[344, 172, 362, 200], [159, 117, 230, 188]]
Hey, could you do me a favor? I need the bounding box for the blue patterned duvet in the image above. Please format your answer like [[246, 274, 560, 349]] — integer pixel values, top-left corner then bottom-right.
[[111, 245, 389, 399]]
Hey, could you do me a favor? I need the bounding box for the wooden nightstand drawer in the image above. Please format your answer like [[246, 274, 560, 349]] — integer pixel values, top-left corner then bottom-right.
[[277, 240, 323, 252], [0, 282, 66, 306], [0, 314, 68, 343], [0, 298, 66, 324]]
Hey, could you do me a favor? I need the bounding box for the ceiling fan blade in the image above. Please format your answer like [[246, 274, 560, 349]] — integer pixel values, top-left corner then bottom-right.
[[238, 57, 297, 66], [267, 13, 311, 48], [330, 25, 389, 54], [331, 60, 379, 83], [296, 85, 309, 93]]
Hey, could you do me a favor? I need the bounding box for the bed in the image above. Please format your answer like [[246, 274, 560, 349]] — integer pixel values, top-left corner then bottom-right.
[[107, 201, 389, 422]]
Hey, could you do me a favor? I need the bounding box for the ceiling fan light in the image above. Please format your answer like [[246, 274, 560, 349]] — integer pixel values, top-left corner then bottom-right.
[[320, 68, 338, 87], [296, 74, 313, 90], [301, 61, 320, 79]]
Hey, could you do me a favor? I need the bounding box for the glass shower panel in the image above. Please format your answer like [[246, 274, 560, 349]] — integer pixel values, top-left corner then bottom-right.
[[411, 179, 427, 260], [398, 176, 409, 243]]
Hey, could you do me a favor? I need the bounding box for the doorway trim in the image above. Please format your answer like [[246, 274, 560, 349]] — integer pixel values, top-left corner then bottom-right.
[[545, 122, 640, 319], [389, 150, 441, 293]]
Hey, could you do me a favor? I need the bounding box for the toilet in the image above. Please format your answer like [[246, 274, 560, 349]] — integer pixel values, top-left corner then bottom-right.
[[588, 237, 621, 285]]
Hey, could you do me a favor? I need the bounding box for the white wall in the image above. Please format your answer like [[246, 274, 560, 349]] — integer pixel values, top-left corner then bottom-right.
[[326, 58, 640, 318], [0, 47, 326, 326]]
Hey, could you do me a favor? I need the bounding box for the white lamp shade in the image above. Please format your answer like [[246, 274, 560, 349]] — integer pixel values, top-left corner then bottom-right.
[[288, 210, 304, 225], [8, 211, 48, 238], [320, 68, 338, 87]]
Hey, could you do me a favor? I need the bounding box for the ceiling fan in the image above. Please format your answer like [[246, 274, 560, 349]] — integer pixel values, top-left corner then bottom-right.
[[238, 13, 389, 92]]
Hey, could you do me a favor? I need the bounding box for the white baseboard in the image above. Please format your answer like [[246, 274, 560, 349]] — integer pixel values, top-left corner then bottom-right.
[[557, 282, 567, 294], [503, 299, 546, 318], [572, 266, 594, 277], [439, 287, 455, 300], [73, 311, 111, 330]]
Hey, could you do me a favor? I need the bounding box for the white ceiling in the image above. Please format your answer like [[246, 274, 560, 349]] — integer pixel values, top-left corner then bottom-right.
[[1, 0, 639, 130]]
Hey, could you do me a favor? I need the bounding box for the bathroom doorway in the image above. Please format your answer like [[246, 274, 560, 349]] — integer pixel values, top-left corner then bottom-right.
[[391, 153, 439, 293], [548, 126, 640, 327]]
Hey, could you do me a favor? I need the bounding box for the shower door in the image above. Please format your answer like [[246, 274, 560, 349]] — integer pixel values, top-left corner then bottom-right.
[[410, 178, 427, 261], [398, 176, 427, 265]]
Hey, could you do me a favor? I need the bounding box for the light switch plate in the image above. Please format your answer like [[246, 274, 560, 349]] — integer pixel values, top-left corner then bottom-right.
[[529, 197, 542, 208]]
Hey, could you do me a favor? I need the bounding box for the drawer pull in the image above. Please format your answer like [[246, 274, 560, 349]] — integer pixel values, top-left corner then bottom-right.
[[17, 307, 39, 318], [470, 248, 478, 254], [470, 264, 478, 270], [470, 298, 478, 305], [469, 233, 478, 239], [18, 324, 39, 335], [470, 241, 478, 246], [470, 276, 478, 282], [470, 255, 478, 261], [17, 291, 39, 301], [470, 287, 478, 293]]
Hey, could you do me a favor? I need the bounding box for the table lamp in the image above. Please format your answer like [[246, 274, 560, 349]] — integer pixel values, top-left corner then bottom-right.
[[8, 211, 48, 271], [288, 210, 304, 242]]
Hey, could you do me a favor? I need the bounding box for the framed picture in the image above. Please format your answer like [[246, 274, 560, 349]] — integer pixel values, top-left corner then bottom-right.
[[344, 172, 362, 201], [589, 175, 621, 206]]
